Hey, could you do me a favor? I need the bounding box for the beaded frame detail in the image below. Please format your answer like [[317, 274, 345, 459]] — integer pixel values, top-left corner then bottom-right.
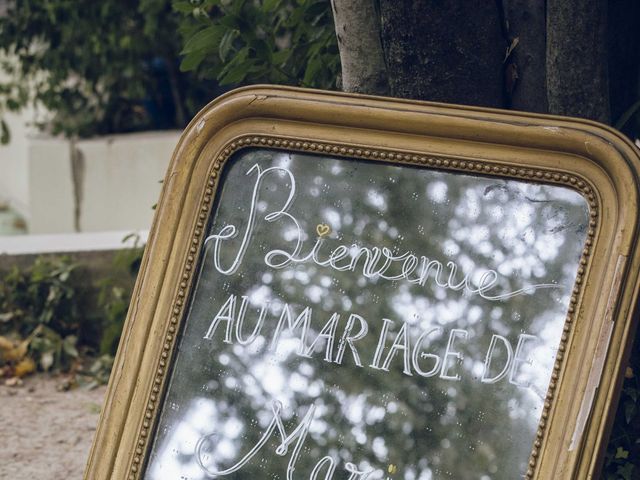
[[127, 134, 599, 480]]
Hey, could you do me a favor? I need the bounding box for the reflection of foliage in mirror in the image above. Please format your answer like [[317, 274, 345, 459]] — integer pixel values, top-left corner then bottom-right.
[[144, 150, 588, 479]]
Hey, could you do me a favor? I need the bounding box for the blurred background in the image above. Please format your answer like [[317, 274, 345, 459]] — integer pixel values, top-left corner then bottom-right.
[[0, 1, 637, 479]]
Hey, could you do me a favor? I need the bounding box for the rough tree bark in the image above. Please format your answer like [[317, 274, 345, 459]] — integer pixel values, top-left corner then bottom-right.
[[547, 0, 610, 123], [378, 0, 505, 108], [503, 0, 547, 113], [332, 1, 615, 127], [608, 0, 640, 132], [330, 0, 389, 96]]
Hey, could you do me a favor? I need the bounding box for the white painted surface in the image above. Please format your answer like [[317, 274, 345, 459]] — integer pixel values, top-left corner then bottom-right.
[[0, 230, 148, 255], [28, 138, 75, 233], [74, 131, 179, 232], [0, 109, 34, 218], [0, 129, 180, 234]]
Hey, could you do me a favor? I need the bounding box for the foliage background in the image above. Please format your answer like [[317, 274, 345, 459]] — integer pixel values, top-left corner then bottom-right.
[[0, 246, 141, 388], [0, 0, 638, 478], [173, 0, 338, 89], [0, 0, 212, 141]]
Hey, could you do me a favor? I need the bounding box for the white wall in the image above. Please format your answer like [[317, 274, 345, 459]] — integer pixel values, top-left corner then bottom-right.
[[28, 137, 74, 233], [0, 230, 148, 255], [0, 109, 33, 218], [1, 129, 180, 234], [74, 132, 179, 232]]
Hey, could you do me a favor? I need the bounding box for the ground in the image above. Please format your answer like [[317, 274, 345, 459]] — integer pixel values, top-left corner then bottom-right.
[[0, 375, 106, 479]]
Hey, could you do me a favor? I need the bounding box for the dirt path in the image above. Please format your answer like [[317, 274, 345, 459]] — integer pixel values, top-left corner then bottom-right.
[[0, 375, 106, 480]]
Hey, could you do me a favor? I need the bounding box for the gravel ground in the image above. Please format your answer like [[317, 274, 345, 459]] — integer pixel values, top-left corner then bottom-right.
[[0, 375, 106, 480]]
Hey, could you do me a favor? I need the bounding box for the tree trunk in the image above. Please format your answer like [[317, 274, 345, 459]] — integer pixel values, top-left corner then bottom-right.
[[332, 1, 615, 122], [547, 0, 610, 123], [330, 0, 389, 96], [378, 0, 506, 108], [503, 0, 547, 113], [608, 0, 640, 133]]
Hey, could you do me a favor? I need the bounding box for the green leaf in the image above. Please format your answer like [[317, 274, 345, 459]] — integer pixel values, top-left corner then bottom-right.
[[181, 25, 224, 54], [615, 447, 629, 459], [272, 49, 290, 65], [219, 14, 241, 29], [180, 50, 206, 72], [218, 29, 238, 61], [263, 0, 282, 12], [217, 47, 249, 77], [218, 61, 250, 85], [303, 56, 323, 85], [172, 1, 195, 14], [227, 0, 248, 15]]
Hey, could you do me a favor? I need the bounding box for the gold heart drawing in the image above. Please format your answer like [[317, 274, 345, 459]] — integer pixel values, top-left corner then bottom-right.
[[316, 223, 331, 237]]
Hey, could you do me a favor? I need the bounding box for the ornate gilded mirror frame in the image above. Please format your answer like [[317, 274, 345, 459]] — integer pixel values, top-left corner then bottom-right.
[[85, 86, 640, 480]]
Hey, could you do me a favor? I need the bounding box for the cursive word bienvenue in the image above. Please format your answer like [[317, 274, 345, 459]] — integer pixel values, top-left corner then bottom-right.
[[196, 400, 379, 479], [204, 164, 560, 302]]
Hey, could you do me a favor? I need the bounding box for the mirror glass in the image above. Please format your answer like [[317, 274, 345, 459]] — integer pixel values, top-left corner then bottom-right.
[[143, 148, 588, 479]]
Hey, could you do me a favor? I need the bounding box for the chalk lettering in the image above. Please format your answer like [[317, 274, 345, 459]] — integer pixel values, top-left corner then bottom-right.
[[510, 334, 538, 387], [481, 335, 514, 384], [195, 400, 380, 479], [204, 164, 561, 302], [302, 312, 340, 362], [203, 294, 236, 343], [412, 327, 443, 378], [202, 296, 541, 388], [271, 305, 313, 354], [440, 329, 468, 381], [334, 313, 368, 367], [380, 321, 413, 376]]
